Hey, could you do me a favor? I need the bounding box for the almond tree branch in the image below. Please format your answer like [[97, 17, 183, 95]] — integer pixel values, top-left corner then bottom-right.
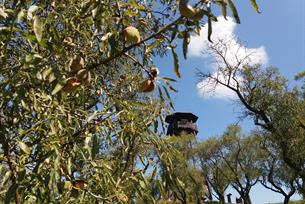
[[87, 17, 183, 70]]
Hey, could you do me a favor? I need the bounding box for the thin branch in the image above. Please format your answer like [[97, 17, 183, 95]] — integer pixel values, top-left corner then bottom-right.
[[87, 17, 183, 70]]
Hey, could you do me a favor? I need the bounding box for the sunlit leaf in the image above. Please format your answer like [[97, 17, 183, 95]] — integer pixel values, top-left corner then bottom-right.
[[18, 141, 31, 154], [17, 9, 25, 23], [170, 47, 180, 78], [33, 15, 43, 42], [51, 82, 64, 95], [161, 77, 177, 82], [221, 1, 227, 20], [227, 0, 241, 23], [27, 5, 38, 20], [250, 0, 260, 13], [0, 8, 8, 19], [1, 172, 11, 186], [162, 85, 175, 110]]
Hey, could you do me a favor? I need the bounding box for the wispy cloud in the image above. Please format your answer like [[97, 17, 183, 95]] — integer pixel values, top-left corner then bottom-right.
[[188, 16, 268, 100], [196, 73, 242, 100]]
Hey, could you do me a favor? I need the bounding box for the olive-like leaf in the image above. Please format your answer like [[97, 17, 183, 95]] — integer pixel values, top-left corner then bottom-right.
[[150, 165, 157, 180], [170, 47, 180, 78], [250, 0, 260, 13], [182, 32, 189, 60], [170, 25, 178, 43], [1, 171, 11, 186], [221, 1, 227, 20], [208, 15, 213, 43], [17, 141, 31, 154], [91, 134, 99, 159], [27, 5, 38, 20], [227, 0, 241, 24], [0, 8, 8, 19], [33, 15, 43, 42], [161, 77, 177, 82], [157, 86, 164, 102], [162, 85, 175, 110], [51, 82, 64, 95]]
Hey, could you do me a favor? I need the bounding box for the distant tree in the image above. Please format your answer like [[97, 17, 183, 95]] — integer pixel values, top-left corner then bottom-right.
[[220, 125, 266, 204], [195, 137, 231, 204], [195, 125, 266, 204], [259, 135, 297, 204], [159, 133, 209, 204], [196, 39, 305, 197]]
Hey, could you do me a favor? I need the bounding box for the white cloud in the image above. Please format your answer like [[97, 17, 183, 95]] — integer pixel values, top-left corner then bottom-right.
[[197, 79, 236, 100], [189, 16, 269, 100], [189, 17, 236, 58], [196, 72, 243, 100]]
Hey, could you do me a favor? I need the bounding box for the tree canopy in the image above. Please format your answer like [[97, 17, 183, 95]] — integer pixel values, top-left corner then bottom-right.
[[197, 38, 305, 199], [0, 0, 262, 203]]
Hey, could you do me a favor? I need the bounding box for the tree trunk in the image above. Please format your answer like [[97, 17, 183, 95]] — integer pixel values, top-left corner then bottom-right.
[[283, 195, 291, 204], [219, 194, 225, 204], [242, 194, 252, 204]]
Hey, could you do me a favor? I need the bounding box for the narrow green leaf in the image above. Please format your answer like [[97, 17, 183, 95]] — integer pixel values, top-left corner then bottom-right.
[[250, 0, 260, 13], [150, 165, 157, 180], [17, 141, 31, 154], [162, 85, 175, 110], [27, 5, 39, 20], [170, 47, 180, 78], [91, 135, 99, 159], [50, 122, 56, 135], [221, 1, 227, 20], [0, 8, 8, 19], [206, 6, 213, 42], [227, 0, 241, 24], [161, 77, 177, 82], [1, 171, 11, 186], [177, 178, 185, 188], [139, 156, 145, 165], [5, 184, 17, 204], [182, 32, 189, 60], [139, 180, 146, 189], [21, 100, 30, 112], [33, 15, 43, 42], [157, 86, 164, 102], [208, 15, 213, 43], [17, 9, 25, 23], [170, 25, 178, 43], [42, 67, 52, 80], [157, 180, 166, 198], [67, 157, 72, 175], [51, 82, 64, 95], [163, 80, 177, 93], [87, 110, 98, 123]]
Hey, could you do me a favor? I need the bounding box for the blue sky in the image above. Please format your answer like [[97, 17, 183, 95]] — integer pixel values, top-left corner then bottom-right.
[[155, 0, 305, 203]]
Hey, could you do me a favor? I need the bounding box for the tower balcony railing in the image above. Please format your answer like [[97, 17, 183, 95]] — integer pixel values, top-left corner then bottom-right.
[[177, 121, 198, 132]]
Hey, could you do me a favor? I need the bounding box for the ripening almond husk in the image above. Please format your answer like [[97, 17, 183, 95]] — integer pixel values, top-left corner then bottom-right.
[[63, 77, 81, 92], [123, 26, 141, 44], [140, 79, 155, 92]]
